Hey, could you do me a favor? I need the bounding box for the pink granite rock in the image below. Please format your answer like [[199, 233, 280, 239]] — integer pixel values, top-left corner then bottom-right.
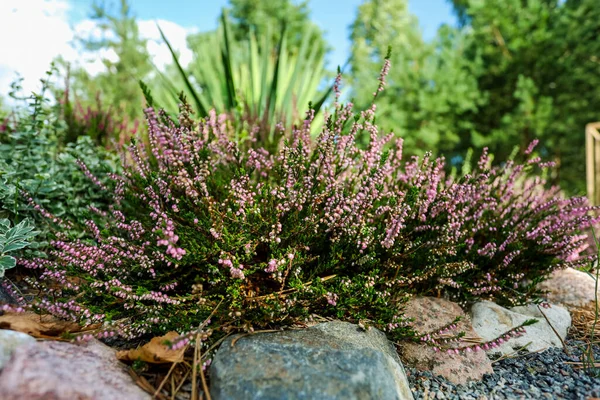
[[537, 267, 600, 310], [0, 338, 150, 400], [399, 296, 493, 385]]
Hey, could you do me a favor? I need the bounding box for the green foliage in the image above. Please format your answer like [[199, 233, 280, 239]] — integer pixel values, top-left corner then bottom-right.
[[0, 219, 38, 278], [350, 0, 483, 157], [57, 65, 137, 149], [152, 10, 331, 151], [0, 71, 119, 242], [56, 0, 152, 122], [0, 96, 9, 120], [225, 0, 328, 56], [447, 0, 600, 194], [348, 0, 598, 193], [56, 0, 330, 152]]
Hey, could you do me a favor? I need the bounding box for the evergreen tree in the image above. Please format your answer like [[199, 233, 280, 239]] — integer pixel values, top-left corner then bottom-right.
[[227, 0, 328, 56], [350, 0, 482, 158], [62, 0, 153, 121], [449, 0, 600, 194]]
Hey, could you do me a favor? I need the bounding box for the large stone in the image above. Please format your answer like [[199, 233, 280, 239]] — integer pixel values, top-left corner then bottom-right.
[[399, 296, 493, 385], [537, 267, 600, 310], [0, 338, 151, 400], [209, 320, 413, 400], [470, 301, 570, 356], [0, 329, 36, 369]]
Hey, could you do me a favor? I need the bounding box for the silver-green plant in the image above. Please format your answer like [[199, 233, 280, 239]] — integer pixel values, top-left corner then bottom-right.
[[0, 219, 38, 278]]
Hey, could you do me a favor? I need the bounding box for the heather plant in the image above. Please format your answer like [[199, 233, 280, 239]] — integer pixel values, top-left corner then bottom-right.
[[14, 65, 598, 359]]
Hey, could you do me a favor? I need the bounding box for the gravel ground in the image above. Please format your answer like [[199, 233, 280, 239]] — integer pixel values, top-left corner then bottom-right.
[[406, 339, 600, 400]]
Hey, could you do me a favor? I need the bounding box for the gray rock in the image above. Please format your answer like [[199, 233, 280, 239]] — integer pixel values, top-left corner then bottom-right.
[[470, 301, 571, 356], [0, 338, 150, 400], [0, 329, 36, 369], [209, 320, 413, 400]]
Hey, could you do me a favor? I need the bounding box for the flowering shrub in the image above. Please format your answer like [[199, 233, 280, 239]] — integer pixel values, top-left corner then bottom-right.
[[14, 67, 598, 353]]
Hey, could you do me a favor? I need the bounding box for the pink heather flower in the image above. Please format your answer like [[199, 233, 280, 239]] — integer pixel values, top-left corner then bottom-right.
[[374, 58, 391, 97], [265, 259, 278, 273], [76, 159, 108, 191], [325, 292, 338, 306], [333, 72, 343, 103], [229, 265, 246, 279], [524, 139, 539, 155]]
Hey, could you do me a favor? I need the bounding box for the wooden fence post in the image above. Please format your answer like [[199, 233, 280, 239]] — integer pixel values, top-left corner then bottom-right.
[[586, 122, 600, 206]]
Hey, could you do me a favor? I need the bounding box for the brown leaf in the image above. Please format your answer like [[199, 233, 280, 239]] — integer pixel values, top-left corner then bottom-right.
[[0, 312, 89, 338], [117, 331, 184, 364]]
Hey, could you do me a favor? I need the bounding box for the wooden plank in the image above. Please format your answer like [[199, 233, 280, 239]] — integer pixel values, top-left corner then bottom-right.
[[586, 123, 600, 205]]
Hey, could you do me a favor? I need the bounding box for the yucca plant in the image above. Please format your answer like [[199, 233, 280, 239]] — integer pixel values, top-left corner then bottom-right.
[[150, 10, 332, 151]]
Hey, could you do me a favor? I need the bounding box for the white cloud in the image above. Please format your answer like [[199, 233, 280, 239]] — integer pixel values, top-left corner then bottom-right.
[[0, 0, 77, 97], [0, 0, 196, 102], [138, 19, 197, 70], [72, 18, 116, 43]]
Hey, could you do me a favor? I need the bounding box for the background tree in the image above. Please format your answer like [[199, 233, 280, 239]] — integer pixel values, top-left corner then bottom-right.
[[447, 0, 600, 194], [185, 0, 328, 60], [62, 0, 153, 121], [226, 0, 328, 56], [349, 0, 483, 158]]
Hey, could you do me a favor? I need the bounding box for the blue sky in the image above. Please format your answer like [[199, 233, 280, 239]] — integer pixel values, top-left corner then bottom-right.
[[66, 0, 457, 70], [0, 0, 456, 98]]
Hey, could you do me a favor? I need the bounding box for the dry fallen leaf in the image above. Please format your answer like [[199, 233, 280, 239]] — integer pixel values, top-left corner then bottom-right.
[[0, 312, 91, 338], [117, 331, 185, 364]]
